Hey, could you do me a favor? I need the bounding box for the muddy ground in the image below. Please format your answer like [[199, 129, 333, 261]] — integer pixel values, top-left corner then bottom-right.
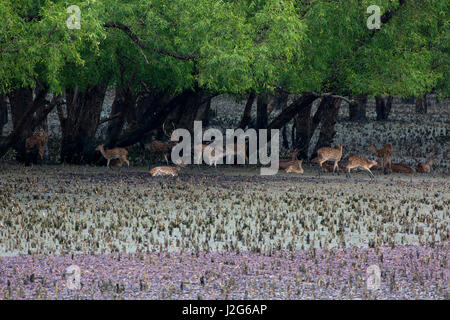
[[0, 165, 448, 299]]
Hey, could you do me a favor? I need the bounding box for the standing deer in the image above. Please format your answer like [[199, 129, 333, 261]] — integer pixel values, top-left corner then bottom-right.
[[146, 122, 177, 167], [416, 157, 437, 173], [345, 156, 378, 179], [367, 144, 393, 174], [96, 145, 130, 168], [316, 144, 343, 176], [25, 129, 47, 160]]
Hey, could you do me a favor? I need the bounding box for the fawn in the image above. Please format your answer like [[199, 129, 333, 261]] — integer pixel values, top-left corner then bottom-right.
[[96, 145, 130, 168], [149, 160, 186, 177], [367, 144, 393, 174], [316, 144, 343, 176], [345, 156, 378, 179], [25, 129, 47, 160], [285, 160, 304, 174], [416, 157, 436, 173]]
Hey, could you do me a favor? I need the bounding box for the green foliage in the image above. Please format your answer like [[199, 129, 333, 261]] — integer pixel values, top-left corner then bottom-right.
[[0, 0, 448, 98]]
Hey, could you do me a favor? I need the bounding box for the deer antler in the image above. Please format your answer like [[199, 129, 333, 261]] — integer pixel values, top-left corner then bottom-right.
[[162, 121, 176, 139]]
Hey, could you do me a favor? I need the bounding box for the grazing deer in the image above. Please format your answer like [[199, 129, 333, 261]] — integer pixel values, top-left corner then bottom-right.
[[285, 160, 304, 174], [367, 144, 393, 174], [416, 157, 436, 173], [345, 156, 378, 179], [96, 144, 130, 168], [146, 122, 177, 166], [316, 144, 343, 176], [149, 160, 186, 177], [390, 163, 414, 174], [25, 129, 47, 160]]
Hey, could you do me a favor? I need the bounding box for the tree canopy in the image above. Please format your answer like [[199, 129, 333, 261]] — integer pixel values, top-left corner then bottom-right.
[[0, 0, 447, 97], [0, 0, 448, 163]]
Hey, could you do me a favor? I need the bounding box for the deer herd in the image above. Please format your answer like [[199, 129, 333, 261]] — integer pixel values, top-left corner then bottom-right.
[[24, 125, 438, 179]]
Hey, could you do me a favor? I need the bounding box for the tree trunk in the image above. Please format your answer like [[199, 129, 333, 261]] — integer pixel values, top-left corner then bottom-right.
[[294, 102, 312, 158], [1, 85, 50, 163], [126, 90, 171, 141], [106, 87, 136, 148], [386, 95, 393, 118], [115, 89, 214, 148], [0, 94, 8, 135], [267, 91, 288, 116], [166, 89, 212, 133], [256, 94, 269, 130], [293, 97, 330, 159], [375, 95, 392, 120], [268, 95, 316, 130], [312, 97, 341, 156], [236, 91, 255, 129], [348, 94, 368, 121], [281, 125, 290, 149], [415, 94, 428, 114], [58, 84, 107, 164]]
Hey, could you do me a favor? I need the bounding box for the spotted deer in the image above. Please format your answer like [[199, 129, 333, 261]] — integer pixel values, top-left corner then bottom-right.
[[345, 156, 378, 179], [149, 160, 186, 177], [96, 145, 130, 168], [25, 129, 47, 160], [274, 149, 300, 170], [316, 144, 343, 176], [367, 144, 393, 174], [285, 160, 304, 174], [146, 122, 178, 166], [416, 157, 437, 173]]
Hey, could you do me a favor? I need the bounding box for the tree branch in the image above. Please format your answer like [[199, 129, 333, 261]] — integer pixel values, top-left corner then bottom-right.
[[98, 113, 122, 126], [304, 91, 354, 105], [104, 22, 201, 61]]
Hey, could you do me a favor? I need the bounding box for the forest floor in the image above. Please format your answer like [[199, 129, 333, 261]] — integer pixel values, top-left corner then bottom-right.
[[0, 165, 448, 299], [2, 96, 449, 172]]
